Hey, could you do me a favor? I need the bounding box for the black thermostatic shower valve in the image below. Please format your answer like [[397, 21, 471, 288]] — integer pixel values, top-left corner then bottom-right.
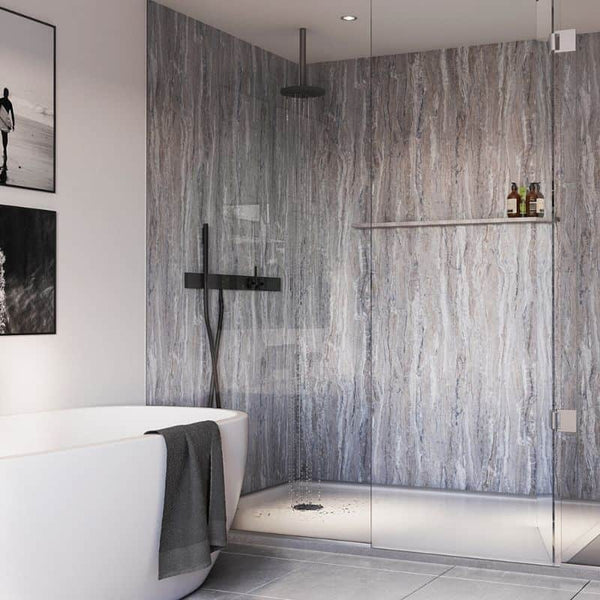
[[184, 271, 281, 292]]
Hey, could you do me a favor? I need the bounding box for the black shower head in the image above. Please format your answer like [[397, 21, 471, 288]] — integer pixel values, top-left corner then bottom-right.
[[280, 84, 325, 98], [281, 28, 325, 98]]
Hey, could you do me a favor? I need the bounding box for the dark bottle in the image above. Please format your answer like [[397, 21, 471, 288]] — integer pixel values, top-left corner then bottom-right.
[[526, 183, 537, 217], [506, 182, 520, 218], [534, 182, 545, 218]]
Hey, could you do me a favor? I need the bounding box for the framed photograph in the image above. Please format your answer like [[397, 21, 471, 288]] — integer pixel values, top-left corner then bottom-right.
[[0, 6, 55, 193], [0, 204, 56, 335]]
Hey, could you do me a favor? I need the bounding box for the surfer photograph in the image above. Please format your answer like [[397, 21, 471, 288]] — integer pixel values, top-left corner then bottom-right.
[[0, 88, 15, 169], [0, 7, 55, 192]]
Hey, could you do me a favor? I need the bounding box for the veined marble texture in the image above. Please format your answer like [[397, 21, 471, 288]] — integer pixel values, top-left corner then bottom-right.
[[147, 2, 297, 493], [371, 41, 552, 222], [554, 47, 580, 501], [288, 58, 372, 485], [555, 33, 600, 501], [371, 225, 552, 494], [573, 33, 600, 501], [368, 41, 553, 495], [147, 0, 372, 494], [148, 0, 600, 501]]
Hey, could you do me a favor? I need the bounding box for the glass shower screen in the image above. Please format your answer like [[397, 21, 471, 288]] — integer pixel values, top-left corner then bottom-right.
[[231, 0, 374, 543], [553, 0, 600, 567], [369, 0, 555, 563]]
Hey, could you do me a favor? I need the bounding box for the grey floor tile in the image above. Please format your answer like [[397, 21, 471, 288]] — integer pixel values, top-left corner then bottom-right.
[[251, 561, 434, 600], [225, 543, 447, 576], [201, 552, 301, 593], [183, 591, 247, 599], [184, 592, 276, 600], [444, 566, 588, 592], [407, 576, 581, 599]]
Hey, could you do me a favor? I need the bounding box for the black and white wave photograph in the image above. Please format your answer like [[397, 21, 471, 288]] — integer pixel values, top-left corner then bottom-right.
[[0, 7, 55, 192], [0, 204, 56, 335]]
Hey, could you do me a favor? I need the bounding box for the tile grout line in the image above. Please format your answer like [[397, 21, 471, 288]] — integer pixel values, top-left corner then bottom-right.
[[203, 553, 449, 600], [200, 580, 294, 600], [441, 574, 589, 593], [193, 590, 290, 600], [202, 551, 596, 599], [243, 559, 308, 597], [200, 555, 304, 600], [222, 549, 591, 592], [221, 550, 445, 577], [398, 564, 458, 599], [570, 581, 593, 599]]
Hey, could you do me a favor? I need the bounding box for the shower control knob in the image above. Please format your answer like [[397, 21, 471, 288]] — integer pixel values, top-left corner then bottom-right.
[[247, 266, 264, 290]]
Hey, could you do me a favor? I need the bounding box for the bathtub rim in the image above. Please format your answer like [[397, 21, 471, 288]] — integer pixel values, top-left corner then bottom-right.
[[0, 405, 248, 462]]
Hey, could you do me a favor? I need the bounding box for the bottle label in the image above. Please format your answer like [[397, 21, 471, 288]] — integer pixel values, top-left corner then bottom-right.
[[507, 198, 517, 215], [528, 200, 537, 216], [537, 198, 545, 212]]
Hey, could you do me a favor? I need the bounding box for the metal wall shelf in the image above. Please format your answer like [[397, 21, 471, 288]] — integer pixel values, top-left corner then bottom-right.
[[352, 217, 554, 230]]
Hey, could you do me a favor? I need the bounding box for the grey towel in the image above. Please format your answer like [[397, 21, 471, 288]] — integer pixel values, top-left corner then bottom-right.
[[146, 420, 227, 580]]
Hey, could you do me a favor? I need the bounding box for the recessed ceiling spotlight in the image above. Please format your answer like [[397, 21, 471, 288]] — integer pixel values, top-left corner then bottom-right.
[[341, 15, 358, 21]]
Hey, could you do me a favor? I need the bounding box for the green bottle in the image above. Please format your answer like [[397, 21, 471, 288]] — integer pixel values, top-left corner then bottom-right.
[[518, 185, 528, 217]]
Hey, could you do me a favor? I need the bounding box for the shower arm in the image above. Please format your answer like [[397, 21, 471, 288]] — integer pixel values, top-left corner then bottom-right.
[[299, 27, 307, 86], [280, 28, 325, 98]]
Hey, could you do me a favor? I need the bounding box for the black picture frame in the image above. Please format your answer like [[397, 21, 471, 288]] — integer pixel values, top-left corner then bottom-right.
[[0, 204, 57, 336], [0, 5, 56, 193]]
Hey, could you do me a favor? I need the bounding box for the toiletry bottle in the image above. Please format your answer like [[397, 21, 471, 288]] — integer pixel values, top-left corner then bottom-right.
[[507, 182, 520, 218], [526, 183, 537, 217], [519, 185, 528, 217], [535, 182, 545, 218]]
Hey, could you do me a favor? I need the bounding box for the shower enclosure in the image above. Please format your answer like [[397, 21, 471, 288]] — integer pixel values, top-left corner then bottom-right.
[[147, 0, 600, 567]]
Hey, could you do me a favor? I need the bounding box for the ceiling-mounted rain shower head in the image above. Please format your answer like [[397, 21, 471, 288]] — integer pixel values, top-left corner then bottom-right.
[[281, 28, 326, 98], [280, 84, 325, 99]]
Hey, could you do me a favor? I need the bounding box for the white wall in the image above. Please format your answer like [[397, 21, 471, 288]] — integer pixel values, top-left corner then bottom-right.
[[0, 0, 147, 415]]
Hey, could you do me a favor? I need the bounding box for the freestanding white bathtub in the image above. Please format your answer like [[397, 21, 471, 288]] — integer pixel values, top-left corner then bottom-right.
[[0, 406, 248, 600]]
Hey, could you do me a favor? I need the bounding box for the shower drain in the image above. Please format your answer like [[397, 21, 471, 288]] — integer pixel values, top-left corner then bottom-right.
[[293, 503, 324, 511]]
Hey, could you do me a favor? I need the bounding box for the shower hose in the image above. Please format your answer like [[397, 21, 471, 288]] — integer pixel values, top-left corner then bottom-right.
[[202, 223, 223, 409]]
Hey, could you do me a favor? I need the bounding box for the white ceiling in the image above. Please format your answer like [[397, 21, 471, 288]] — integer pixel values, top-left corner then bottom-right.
[[156, 0, 600, 63]]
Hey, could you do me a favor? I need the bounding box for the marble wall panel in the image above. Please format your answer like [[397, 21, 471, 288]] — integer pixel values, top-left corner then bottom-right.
[[285, 58, 372, 485], [371, 224, 552, 494], [367, 41, 553, 495], [147, 2, 296, 493], [148, 1, 373, 492], [148, 0, 596, 500], [554, 45, 580, 501], [563, 33, 600, 500], [554, 33, 600, 502], [371, 41, 552, 222]]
